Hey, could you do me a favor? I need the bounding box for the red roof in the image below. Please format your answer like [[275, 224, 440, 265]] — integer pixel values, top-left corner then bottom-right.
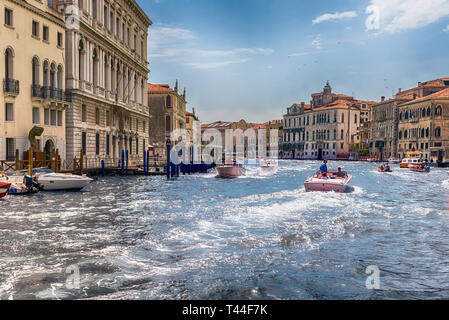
[[147, 83, 173, 93], [401, 87, 449, 105]]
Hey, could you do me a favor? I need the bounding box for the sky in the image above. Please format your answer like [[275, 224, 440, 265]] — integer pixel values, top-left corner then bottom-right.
[[136, 0, 449, 124]]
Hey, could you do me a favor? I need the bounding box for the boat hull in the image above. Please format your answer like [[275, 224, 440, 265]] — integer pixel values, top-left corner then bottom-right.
[[216, 165, 246, 178], [0, 182, 11, 198], [37, 174, 93, 191], [304, 174, 352, 193]]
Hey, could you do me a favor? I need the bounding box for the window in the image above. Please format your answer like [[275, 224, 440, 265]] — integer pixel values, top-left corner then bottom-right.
[[92, 0, 97, 20], [95, 107, 100, 125], [104, 5, 108, 27], [341, 130, 344, 140], [32, 107, 40, 124], [355, 114, 358, 124], [341, 114, 344, 123], [106, 134, 110, 155], [32, 21, 39, 38], [166, 115, 171, 132], [82, 132, 87, 155], [44, 108, 50, 125], [436, 105, 442, 116], [57, 32, 63, 47], [136, 138, 139, 155], [435, 127, 442, 137], [6, 138, 15, 161], [4, 8, 13, 26], [82, 104, 87, 122], [96, 133, 100, 155], [57, 110, 63, 126], [51, 109, 57, 126], [43, 26, 49, 42], [129, 137, 133, 154], [106, 111, 110, 126], [5, 103, 14, 121], [143, 121, 146, 133]]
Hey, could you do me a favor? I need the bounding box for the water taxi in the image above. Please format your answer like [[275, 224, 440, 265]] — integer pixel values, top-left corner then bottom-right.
[[409, 164, 431, 173], [400, 152, 423, 168], [260, 159, 278, 173], [304, 170, 352, 193]]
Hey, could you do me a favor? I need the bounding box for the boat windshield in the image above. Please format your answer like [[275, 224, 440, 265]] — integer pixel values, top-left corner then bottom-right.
[[33, 168, 54, 174]]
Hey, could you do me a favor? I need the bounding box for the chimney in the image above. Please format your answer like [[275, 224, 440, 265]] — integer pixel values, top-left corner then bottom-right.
[[381, 96, 385, 102], [192, 107, 195, 115], [398, 88, 402, 93], [413, 93, 417, 99], [418, 82, 422, 87]]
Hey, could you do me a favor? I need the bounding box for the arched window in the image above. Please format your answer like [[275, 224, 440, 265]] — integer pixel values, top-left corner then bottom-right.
[[333, 129, 337, 140], [399, 112, 402, 121], [166, 95, 172, 107], [435, 105, 442, 116], [78, 40, 84, 82], [427, 107, 431, 117], [404, 130, 408, 139], [421, 108, 425, 117], [341, 113, 345, 123], [421, 128, 425, 138], [104, 55, 109, 91], [92, 48, 99, 87], [5, 47, 14, 79], [435, 127, 441, 137], [341, 129, 344, 140], [50, 63, 56, 88], [43, 60, 49, 87], [57, 65, 63, 90], [399, 131, 402, 139], [405, 111, 409, 119], [32, 56, 40, 86], [354, 114, 358, 124], [426, 128, 429, 137]]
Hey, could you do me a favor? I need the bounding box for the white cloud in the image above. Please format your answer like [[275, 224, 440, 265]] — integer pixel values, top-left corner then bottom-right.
[[367, 0, 449, 33], [312, 11, 358, 24], [443, 25, 449, 31], [149, 26, 273, 69], [288, 52, 313, 57]]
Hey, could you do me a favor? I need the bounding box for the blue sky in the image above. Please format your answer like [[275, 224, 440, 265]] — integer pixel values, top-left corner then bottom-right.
[[136, 0, 449, 123]]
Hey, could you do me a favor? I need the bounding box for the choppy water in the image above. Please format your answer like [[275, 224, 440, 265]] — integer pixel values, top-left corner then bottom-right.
[[1, 161, 449, 300]]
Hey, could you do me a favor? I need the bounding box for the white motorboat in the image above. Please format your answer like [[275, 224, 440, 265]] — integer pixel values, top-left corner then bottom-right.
[[388, 158, 401, 164], [0, 171, 40, 194], [260, 159, 278, 173], [304, 170, 352, 193], [34, 168, 93, 191]]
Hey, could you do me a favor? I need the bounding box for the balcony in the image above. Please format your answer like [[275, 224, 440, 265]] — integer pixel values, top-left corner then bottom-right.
[[31, 84, 42, 98], [42, 86, 66, 101], [3, 78, 19, 96]]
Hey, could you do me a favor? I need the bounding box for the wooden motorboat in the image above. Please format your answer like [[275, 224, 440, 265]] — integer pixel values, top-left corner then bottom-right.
[[378, 166, 393, 173], [216, 163, 246, 178], [409, 164, 430, 173], [304, 170, 352, 193]]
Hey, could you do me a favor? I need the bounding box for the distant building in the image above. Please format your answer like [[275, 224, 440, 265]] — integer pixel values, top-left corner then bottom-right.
[[148, 80, 187, 157], [201, 119, 266, 161], [186, 108, 199, 143], [397, 88, 449, 161], [370, 78, 449, 160], [282, 82, 370, 160], [265, 120, 283, 157]]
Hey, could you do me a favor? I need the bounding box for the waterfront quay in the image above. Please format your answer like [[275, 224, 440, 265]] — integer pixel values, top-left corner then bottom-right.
[[1, 160, 449, 299]]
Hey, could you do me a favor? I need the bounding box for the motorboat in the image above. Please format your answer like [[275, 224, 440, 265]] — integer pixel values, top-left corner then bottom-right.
[[409, 164, 431, 173], [400, 158, 423, 168], [0, 171, 41, 195], [378, 166, 393, 173], [0, 181, 11, 198], [216, 163, 246, 179], [33, 168, 93, 191], [260, 159, 278, 173], [304, 170, 352, 193]]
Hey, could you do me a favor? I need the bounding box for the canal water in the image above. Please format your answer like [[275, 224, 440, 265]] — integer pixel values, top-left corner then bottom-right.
[[1, 161, 449, 300]]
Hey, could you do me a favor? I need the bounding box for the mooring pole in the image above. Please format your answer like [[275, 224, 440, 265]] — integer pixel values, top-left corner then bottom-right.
[[121, 150, 125, 174], [28, 147, 33, 176], [101, 160, 105, 176], [143, 149, 147, 174], [126, 150, 129, 174], [166, 139, 171, 180]]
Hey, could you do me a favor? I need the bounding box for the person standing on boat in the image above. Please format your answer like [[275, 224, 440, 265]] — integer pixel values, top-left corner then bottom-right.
[[320, 160, 328, 177]]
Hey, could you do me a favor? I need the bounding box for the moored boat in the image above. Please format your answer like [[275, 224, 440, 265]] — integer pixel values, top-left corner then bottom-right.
[[216, 163, 246, 178], [0, 182, 11, 198], [388, 158, 401, 164], [304, 170, 352, 193], [33, 168, 93, 191]]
